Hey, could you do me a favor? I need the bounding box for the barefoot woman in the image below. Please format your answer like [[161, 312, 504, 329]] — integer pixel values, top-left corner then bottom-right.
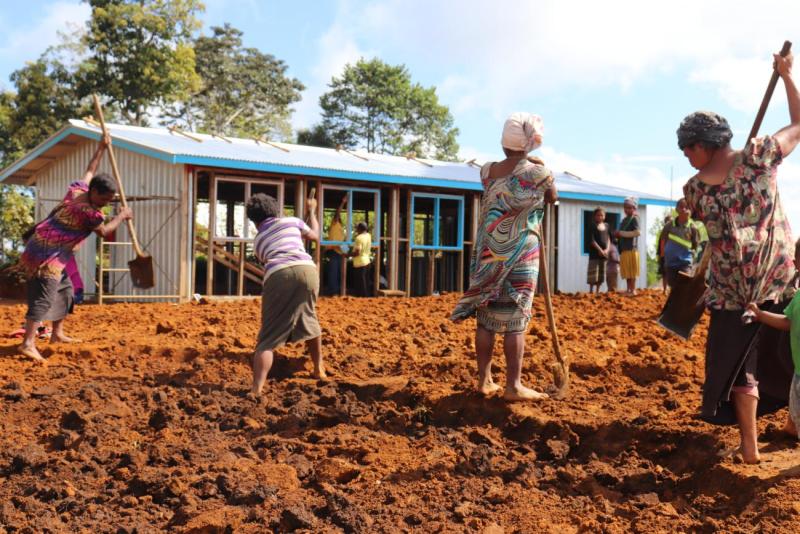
[[18, 135, 132, 362], [451, 112, 557, 402], [679, 50, 800, 463]]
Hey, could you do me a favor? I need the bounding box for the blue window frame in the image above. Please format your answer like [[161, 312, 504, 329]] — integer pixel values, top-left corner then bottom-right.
[[319, 186, 381, 247], [409, 193, 464, 251]]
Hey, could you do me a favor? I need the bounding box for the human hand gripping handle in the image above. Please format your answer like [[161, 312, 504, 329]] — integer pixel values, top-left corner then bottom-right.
[[747, 40, 792, 144]]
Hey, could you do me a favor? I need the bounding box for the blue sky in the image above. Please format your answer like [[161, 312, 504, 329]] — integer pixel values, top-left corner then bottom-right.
[[3, 0, 800, 233]]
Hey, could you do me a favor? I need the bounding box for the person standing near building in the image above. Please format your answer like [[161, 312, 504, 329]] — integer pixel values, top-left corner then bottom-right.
[[656, 213, 673, 291], [350, 222, 372, 297], [606, 237, 620, 292], [662, 198, 700, 288], [325, 195, 347, 295], [587, 207, 610, 294], [614, 197, 641, 295]]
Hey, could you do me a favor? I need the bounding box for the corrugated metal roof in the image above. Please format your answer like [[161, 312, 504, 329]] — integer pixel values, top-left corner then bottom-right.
[[0, 120, 673, 205]]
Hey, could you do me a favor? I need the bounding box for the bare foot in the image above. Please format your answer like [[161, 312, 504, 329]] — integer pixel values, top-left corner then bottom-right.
[[50, 335, 81, 343], [782, 418, 798, 439], [503, 385, 549, 402], [313, 366, 328, 380], [477, 379, 502, 396], [19, 344, 46, 364], [739, 441, 761, 464]]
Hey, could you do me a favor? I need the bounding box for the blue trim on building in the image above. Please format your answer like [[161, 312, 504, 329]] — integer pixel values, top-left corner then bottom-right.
[[561, 191, 674, 207]]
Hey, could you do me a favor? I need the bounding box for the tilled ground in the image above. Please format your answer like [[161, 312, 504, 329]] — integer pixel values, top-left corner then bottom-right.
[[0, 291, 799, 533]]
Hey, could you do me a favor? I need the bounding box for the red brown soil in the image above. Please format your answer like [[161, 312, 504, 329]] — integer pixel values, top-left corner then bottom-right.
[[1, 291, 799, 533]]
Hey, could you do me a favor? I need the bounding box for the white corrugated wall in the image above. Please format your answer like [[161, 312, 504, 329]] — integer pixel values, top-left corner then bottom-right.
[[555, 200, 648, 293], [33, 139, 185, 301]]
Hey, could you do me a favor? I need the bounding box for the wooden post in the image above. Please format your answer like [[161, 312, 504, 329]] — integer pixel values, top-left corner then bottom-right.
[[341, 256, 348, 296], [98, 236, 104, 305], [389, 186, 399, 290], [427, 251, 436, 295], [237, 242, 246, 296], [457, 249, 464, 292], [374, 246, 381, 295], [314, 180, 322, 267], [206, 173, 216, 296], [179, 166, 190, 301], [405, 190, 413, 296], [295, 178, 304, 219]]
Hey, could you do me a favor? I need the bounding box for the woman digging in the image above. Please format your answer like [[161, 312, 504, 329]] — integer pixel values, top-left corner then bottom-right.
[[679, 49, 800, 463], [18, 135, 132, 362], [247, 193, 326, 395], [451, 112, 558, 402]]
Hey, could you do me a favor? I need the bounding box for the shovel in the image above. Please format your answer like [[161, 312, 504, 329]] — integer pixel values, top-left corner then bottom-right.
[[656, 40, 791, 339], [92, 95, 155, 289], [533, 205, 569, 399], [657, 244, 711, 339]]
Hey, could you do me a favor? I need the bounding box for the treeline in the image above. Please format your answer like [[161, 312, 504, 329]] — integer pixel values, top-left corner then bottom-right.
[[0, 0, 460, 169]]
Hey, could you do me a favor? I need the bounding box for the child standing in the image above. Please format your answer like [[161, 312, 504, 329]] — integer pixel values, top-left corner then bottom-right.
[[746, 238, 800, 440], [663, 198, 700, 288], [614, 197, 641, 295], [587, 207, 609, 293], [606, 238, 620, 292]]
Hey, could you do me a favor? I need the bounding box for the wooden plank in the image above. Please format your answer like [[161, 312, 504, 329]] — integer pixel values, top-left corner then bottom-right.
[[206, 172, 217, 296], [98, 236, 104, 305], [374, 245, 381, 295], [457, 250, 464, 292], [179, 166, 190, 301], [405, 190, 412, 296], [237, 242, 246, 296], [389, 186, 399, 290], [427, 251, 435, 296]]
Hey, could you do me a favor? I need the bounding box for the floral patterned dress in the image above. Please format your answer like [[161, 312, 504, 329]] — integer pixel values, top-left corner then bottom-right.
[[451, 160, 553, 333], [683, 136, 795, 311]]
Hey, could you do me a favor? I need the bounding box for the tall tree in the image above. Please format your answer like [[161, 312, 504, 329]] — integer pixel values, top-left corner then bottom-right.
[[316, 58, 459, 160], [296, 124, 336, 149], [166, 24, 304, 139], [77, 0, 203, 125], [0, 58, 84, 166]]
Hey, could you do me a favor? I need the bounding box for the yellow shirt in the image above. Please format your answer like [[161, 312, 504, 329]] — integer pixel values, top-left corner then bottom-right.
[[327, 220, 345, 254], [352, 233, 372, 268]]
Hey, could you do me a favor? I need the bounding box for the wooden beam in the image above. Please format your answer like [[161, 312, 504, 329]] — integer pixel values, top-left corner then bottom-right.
[[405, 189, 412, 296], [179, 166, 190, 301], [427, 251, 435, 296], [206, 172, 216, 296], [389, 186, 399, 290]]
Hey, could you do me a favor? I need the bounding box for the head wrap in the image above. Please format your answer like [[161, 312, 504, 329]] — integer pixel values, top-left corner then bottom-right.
[[501, 112, 544, 153], [624, 197, 638, 209], [676, 111, 733, 150]]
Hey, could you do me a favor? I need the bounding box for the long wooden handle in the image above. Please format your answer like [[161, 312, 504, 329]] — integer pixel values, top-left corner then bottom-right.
[[747, 40, 792, 144], [92, 95, 144, 256], [538, 206, 566, 367]]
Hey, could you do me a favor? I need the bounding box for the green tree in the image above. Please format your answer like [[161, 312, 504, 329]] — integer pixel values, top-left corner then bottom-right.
[[167, 24, 304, 139], [316, 58, 459, 160], [296, 123, 337, 149], [77, 0, 203, 125], [0, 58, 85, 166], [0, 185, 34, 262]]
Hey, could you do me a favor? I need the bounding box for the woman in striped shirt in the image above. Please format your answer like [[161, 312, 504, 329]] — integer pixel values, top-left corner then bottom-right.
[[248, 193, 325, 395]]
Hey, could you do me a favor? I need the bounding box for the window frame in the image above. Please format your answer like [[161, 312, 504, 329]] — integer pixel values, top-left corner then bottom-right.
[[409, 192, 465, 251]]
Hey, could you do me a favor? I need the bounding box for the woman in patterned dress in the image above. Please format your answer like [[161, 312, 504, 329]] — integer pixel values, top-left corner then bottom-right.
[[679, 50, 800, 463], [451, 112, 558, 402]]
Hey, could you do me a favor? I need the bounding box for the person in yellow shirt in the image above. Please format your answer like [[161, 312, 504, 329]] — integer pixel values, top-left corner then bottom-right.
[[325, 196, 347, 295], [350, 222, 372, 297]]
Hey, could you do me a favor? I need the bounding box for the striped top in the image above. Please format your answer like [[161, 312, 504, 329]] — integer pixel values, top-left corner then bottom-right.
[[20, 181, 105, 280], [253, 217, 315, 281]]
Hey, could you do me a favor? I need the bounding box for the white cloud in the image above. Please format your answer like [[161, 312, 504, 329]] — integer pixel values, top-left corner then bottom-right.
[[291, 4, 372, 130], [0, 1, 89, 67]]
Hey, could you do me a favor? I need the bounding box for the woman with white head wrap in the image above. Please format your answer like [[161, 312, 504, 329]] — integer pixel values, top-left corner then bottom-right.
[[451, 112, 558, 402]]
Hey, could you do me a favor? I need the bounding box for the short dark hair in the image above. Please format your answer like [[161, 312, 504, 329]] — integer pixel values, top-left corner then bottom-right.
[[356, 222, 368, 233], [246, 193, 280, 224], [89, 173, 117, 195], [593, 207, 605, 216]]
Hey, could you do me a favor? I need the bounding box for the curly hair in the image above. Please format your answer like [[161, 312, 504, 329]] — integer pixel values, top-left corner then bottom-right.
[[246, 193, 280, 224]]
